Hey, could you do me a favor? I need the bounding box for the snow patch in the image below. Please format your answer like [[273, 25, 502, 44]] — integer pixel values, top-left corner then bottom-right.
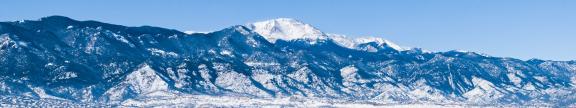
[[244, 61, 280, 67], [17, 41, 28, 47], [111, 33, 133, 47], [213, 63, 271, 97], [125, 64, 168, 93], [103, 64, 170, 102], [219, 50, 232, 56], [147, 48, 178, 57], [507, 73, 522, 86], [463, 77, 504, 103], [340, 65, 358, 81], [534, 76, 547, 83], [31, 87, 64, 100], [184, 30, 210, 34], [56, 72, 78, 80]]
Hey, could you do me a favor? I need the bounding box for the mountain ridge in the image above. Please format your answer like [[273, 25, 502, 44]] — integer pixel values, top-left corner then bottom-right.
[[246, 18, 409, 52], [0, 15, 575, 107]]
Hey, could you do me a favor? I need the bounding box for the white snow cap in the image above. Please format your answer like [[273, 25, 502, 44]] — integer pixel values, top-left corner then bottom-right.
[[246, 18, 327, 43], [354, 36, 406, 51], [184, 30, 210, 34], [327, 34, 407, 51], [247, 18, 407, 51]]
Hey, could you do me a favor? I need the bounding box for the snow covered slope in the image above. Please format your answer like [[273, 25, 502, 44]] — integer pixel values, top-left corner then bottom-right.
[[0, 16, 575, 107], [246, 18, 327, 43], [247, 18, 407, 51]]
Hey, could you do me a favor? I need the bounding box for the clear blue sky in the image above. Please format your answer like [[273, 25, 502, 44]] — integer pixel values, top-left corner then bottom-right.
[[1, 0, 575, 60]]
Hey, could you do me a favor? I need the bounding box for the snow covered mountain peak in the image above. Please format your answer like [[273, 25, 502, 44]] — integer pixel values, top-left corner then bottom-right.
[[246, 18, 327, 43], [328, 34, 407, 51], [246, 18, 408, 51], [354, 37, 406, 51]]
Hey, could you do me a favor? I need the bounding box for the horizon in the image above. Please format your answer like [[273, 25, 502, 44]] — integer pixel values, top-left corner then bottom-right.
[[1, 0, 575, 60]]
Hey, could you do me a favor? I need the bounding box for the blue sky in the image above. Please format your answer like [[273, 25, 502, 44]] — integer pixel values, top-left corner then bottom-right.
[[1, 0, 575, 60]]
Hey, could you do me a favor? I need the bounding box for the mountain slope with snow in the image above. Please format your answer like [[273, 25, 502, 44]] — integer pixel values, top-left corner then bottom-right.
[[0, 16, 575, 107], [246, 18, 326, 43], [246, 18, 407, 52]]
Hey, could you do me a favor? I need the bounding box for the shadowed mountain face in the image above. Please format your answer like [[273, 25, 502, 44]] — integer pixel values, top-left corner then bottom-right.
[[0, 16, 575, 106]]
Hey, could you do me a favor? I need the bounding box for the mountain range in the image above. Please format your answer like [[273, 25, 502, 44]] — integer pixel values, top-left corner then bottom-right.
[[0, 16, 575, 107]]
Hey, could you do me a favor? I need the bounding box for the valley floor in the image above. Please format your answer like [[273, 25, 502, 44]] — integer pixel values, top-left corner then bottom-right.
[[0, 95, 538, 108]]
